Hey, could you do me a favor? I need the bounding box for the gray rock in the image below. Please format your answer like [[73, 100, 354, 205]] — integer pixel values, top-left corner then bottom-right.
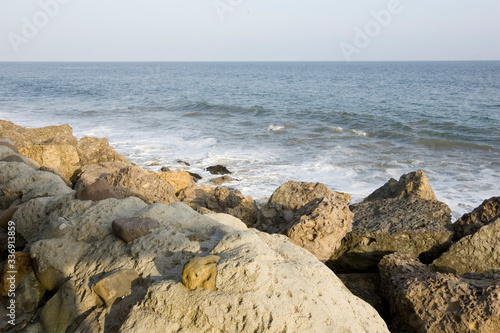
[[112, 217, 160, 243], [206, 165, 232, 175]]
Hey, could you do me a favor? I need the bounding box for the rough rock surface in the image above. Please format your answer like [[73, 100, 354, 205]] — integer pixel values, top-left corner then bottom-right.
[[76, 177, 119, 201], [364, 170, 437, 202], [181, 255, 221, 291], [328, 171, 453, 272], [155, 170, 195, 194], [179, 185, 258, 227], [4, 161, 388, 333], [24, 144, 80, 181], [453, 196, 500, 241], [211, 175, 236, 185], [76, 136, 129, 166], [0, 139, 19, 154], [379, 253, 500, 333], [92, 269, 139, 306], [432, 217, 500, 275], [112, 217, 160, 243], [75, 162, 178, 204], [0, 251, 32, 296]]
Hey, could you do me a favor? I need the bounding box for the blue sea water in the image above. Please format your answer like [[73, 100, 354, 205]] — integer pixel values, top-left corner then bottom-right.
[[0, 61, 499, 219]]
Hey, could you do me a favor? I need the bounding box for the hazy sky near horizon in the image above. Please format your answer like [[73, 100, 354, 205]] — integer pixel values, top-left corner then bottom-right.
[[1, 0, 499, 62]]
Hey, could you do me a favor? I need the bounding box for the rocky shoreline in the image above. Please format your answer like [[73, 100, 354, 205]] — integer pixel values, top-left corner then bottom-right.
[[0, 120, 498, 332]]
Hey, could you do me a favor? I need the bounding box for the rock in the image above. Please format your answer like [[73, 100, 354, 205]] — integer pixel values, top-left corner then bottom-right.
[[0, 202, 29, 229], [112, 217, 160, 243], [211, 175, 235, 185], [39, 166, 73, 187], [379, 253, 500, 333], [0, 161, 36, 185], [431, 217, 500, 275], [75, 162, 178, 204], [155, 170, 195, 194], [160, 166, 170, 172], [188, 171, 202, 182], [0, 251, 32, 296], [76, 177, 119, 201], [0, 227, 27, 260], [0, 139, 19, 154], [364, 170, 437, 202], [24, 144, 80, 181], [206, 165, 232, 175], [328, 196, 453, 272], [205, 213, 248, 230], [76, 136, 129, 166], [176, 160, 190, 166], [92, 269, 139, 306], [181, 255, 221, 291], [336, 273, 391, 323], [15, 270, 46, 313], [179, 185, 258, 227], [453, 196, 500, 240], [286, 197, 353, 261], [0, 154, 40, 169]]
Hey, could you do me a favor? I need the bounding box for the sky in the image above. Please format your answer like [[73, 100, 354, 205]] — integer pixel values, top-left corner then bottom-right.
[[0, 0, 499, 62]]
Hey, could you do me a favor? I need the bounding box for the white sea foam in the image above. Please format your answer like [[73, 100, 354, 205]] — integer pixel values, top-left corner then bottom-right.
[[268, 124, 285, 131]]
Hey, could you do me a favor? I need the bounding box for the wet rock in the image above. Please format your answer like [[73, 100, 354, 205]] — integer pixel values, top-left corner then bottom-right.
[[181, 255, 220, 291], [76, 177, 119, 201], [75, 162, 178, 204], [188, 171, 202, 182], [179, 185, 258, 227], [431, 217, 500, 275], [379, 253, 500, 333], [364, 169, 437, 202], [112, 217, 160, 243], [176, 160, 190, 166], [92, 268, 139, 306], [155, 170, 195, 194], [206, 165, 232, 175], [160, 166, 170, 172], [453, 196, 500, 241]]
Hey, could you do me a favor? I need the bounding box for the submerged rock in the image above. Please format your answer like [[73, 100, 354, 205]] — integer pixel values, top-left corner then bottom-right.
[[206, 164, 232, 175], [379, 253, 500, 333]]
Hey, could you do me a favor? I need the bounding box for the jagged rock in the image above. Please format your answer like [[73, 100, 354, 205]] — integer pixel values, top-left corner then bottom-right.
[[76, 177, 119, 201], [379, 253, 500, 333], [206, 165, 232, 175], [155, 170, 195, 194], [92, 268, 139, 306], [336, 272, 391, 323], [328, 196, 453, 272], [75, 162, 178, 204], [211, 175, 236, 185], [431, 217, 500, 275], [0, 251, 32, 296], [364, 170, 437, 202], [23, 144, 80, 181], [76, 136, 129, 166], [181, 255, 220, 291], [112, 217, 160, 243], [453, 196, 500, 240], [179, 185, 258, 227]]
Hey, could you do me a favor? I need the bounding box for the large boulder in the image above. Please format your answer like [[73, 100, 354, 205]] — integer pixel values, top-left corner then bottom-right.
[[76, 136, 129, 166], [155, 170, 195, 194], [75, 162, 178, 204], [379, 253, 500, 333], [453, 196, 500, 241], [179, 185, 258, 227], [24, 144, 80, 181], [431, 217, 500, 275], [328, 171, 453, 272]]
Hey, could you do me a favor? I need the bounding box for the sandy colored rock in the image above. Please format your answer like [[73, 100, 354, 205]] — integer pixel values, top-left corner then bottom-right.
[[92, 268, 139, 306], [0, 161, 35, 186], [379, 253, 500, 333], [76, 136, 129, 166], [453, 196, 500, 240], [39, 165, 73, 187], [364, 169, 437, 202], [432, 217, 500, 275], [0, 251, 32, 296], [179, 185, 258, 227], [24, 144, 80, 181], [76, 162, 178, 204], [155, 169, 195, 194], [210, 175, 235, 185], [181, 255, 220, 291], [76, 177, 119, 201]]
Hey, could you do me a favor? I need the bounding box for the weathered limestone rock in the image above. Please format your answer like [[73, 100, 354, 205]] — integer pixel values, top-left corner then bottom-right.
[[24, 144, 80, 181], [205, 213, 248, 230], [0, 202, 29, 229], [179, 185, 258, 227], [1, 154, 40, 169], [0, 251, 32, 296], [92, 268, 139, 306], [155, 170, 195, 194], [432, 217, 500, 275], [364, 169, 437, 202], [76, 136, 129, 166], [0, 161, 35, 186], [75, 162, 178, 204], [453, 196, 500, 241], [379, 253, 500, 333], [15, 270, 46, 313], [76, 177, 119, 201], [112, 217, 160, 243], [39, 166, 73, 187], [181, 255, 220, 291], [0, 139, 19, 154], [0, 146, 17, 160]]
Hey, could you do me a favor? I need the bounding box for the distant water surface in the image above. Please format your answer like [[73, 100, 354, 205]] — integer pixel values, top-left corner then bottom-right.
[[0, 61, 499, 219]]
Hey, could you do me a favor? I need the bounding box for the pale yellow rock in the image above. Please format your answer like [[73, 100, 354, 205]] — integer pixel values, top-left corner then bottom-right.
[[26, 144, 80, 181], [155, 170, 195, 194]]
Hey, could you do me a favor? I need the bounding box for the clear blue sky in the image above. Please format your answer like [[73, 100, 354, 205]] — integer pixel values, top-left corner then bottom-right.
[[1, 0, 499, 61]]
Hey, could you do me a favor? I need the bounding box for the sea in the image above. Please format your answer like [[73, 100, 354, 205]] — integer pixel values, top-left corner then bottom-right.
[[0, 61, 499, 219]]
